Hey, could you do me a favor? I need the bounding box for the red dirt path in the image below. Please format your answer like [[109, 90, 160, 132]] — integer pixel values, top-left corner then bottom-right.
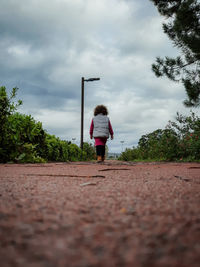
[[0, 161, 200, 267]]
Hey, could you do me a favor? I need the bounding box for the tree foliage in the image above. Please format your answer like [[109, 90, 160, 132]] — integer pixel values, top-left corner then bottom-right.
[[0, 86, 23, 161], [119, 111, 200, 161], [150, 0, 200, 107]]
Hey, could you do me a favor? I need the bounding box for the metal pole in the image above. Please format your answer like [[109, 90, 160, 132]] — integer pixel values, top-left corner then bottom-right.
[[120, 141, 124, 153], [80, 77, 84, 149], [80, 76, 100, 150]]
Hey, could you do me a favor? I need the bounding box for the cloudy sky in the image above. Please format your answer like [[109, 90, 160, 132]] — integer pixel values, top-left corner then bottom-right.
[[1, 0, 199, 153]]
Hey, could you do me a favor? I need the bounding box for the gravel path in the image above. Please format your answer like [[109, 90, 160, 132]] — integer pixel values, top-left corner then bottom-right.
[[0, 161, 200, 267]]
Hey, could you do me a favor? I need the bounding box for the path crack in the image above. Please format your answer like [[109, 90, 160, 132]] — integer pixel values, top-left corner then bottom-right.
[[24, 174, 105, 178], [99, 168, 130, 172]]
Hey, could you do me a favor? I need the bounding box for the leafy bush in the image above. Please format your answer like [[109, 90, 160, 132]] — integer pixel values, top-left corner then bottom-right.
[[15, 143, 46, 163], [137, 128, 179, 161], [7, 112, 47, 162], [68, 143, 83, 161], [166, 112, 200, 161], [0, 86, 95, 163], [83, 142, 96, 160], [119, 147, 140, 161], [44, 134, 69, 162]]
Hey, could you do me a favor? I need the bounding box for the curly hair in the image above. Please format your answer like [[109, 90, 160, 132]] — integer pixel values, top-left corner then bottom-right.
[[94, 105, 108, 116]]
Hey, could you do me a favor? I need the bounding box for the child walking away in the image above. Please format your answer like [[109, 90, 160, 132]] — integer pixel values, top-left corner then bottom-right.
[[90, 105, 114, 163]]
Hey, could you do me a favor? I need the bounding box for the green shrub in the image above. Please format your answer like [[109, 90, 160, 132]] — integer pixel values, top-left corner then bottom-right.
[[167, 112, 200, 160], [0, 86, 94, 163], [68, 143, 82, 161], [45, 134, 64, 161], [7, 113, 47, 161], [118, 147, 140, 161], [15, 143, 46, 163], [83, 142, 96, 160]]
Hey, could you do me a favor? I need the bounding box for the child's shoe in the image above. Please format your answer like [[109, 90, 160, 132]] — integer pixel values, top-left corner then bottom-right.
[[97, 156, 102, 163]]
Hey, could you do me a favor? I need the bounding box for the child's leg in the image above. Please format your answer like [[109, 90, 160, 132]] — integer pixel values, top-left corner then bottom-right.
[[101, 145, 105, 161], [96, 146, 101, 156], [96, 146, 102, 162], [96, 146, 105, 162]]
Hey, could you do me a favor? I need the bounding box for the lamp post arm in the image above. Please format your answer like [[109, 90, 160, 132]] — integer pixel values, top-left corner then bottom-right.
[[84, 78, 100, 82]]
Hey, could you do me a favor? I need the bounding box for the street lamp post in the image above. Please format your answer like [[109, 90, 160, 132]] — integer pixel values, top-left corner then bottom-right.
[[120, 141, 125, 153], [80, 77, 100, 150]]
